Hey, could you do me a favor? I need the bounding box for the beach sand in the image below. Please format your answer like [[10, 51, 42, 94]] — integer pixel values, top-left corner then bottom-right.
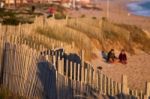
[[91, 51, 150, 91]]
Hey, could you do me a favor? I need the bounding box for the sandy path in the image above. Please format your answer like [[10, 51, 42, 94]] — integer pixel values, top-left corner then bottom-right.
[[91, 51, 150, 91]]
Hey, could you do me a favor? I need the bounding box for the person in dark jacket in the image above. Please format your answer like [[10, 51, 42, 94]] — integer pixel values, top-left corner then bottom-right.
[[119, 49, 127, 64], [107, 49, 117, 63]]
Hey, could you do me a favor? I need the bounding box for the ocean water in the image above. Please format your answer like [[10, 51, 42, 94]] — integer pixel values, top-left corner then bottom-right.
[[127, 0, 150, 17]]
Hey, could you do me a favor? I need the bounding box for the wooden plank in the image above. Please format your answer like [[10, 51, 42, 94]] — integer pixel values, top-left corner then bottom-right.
[[61, 58, 64, 75], [114, 81, 118, 95], [103, 74, 107, 95], [77, 64, 80, 81], [81, 65, 85, 83], [85, 68, 87, 84], [74, 62, 77, 80], [122, 75, 129, 94], [65, 59, 69, 77], [70, 61, 73, 80], [110, 79, 114, 96], [107, 77, 111, 95]]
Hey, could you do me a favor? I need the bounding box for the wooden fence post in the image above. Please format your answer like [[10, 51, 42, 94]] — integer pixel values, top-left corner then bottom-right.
[[70, 61, 73, 79], [52, 55, 56, 70], [77, 64, 80, 81], [61, 58, 64, 75], [65, 59, 69, 77], [144, 82, 150, 99], [92, 69, 96, 88], [91, 68, 94, 86], [114, 81, 118, 95], [57, 56, 61, 73], [45, 55, 49, 61], [81, 50, 84, 67], [95, 70, 99, 90], [85, 67, 87, 84], [107, 78, 111, 95], [146, 82, 150, 96], [99, 71, 103, 94], [140, 90, 143, 99], [110, 79, 114, 96], [118, 83, 122, 94], [81, 65, 85, 83], [122, 75, 129, 95], [74, 62, 77, 80], [103, 75, 107, 95], [88, 65, 92, 85]]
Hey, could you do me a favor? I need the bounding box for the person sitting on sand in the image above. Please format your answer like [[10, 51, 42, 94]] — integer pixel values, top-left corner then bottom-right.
[[107, 49, 117, 63], [119, 49, 127, 64], [101, 51, 108, 60]]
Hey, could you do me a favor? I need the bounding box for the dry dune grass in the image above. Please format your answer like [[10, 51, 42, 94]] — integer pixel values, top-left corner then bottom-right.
[[67, 19, 103, 42], [7, 15, 148, 61], [34, 17, 150, 60], [101, 19, 150, 54], [66, 18, 105, 51], [36, 24, 93, 60], [6, 16, 149, 60], [67, 18, 150, 54], [76, 18, 101, 28], [116, 23, 150, 54], [102, 19, 132, 52]]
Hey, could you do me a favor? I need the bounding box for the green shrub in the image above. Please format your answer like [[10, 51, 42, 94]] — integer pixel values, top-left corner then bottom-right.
[[54, 12, 66, 19], [2, 17, 20, 25]]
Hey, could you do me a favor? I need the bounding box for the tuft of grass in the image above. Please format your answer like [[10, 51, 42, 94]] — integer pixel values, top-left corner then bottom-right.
[[36, 25, 93, 60], [67, 18, 104, 50], [54, 12, 66, 19], [116, 24, 150, 53], [80, 14, 86, 18]]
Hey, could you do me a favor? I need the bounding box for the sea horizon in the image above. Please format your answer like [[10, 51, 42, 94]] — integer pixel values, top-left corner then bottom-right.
[[127, 0, 150, 17]]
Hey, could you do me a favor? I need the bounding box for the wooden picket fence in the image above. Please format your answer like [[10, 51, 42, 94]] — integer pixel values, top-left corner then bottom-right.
[[0, 40, 149, 99], [0, 17, 150, 99], [41, 48, 150, 99]]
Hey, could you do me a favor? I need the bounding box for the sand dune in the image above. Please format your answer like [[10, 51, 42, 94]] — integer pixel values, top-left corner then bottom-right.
[[67, 0, 150, 92]]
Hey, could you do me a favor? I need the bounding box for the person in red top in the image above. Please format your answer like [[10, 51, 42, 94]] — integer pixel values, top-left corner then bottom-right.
[[119, 49, 127, 64], [48, 7, 56, 15]]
